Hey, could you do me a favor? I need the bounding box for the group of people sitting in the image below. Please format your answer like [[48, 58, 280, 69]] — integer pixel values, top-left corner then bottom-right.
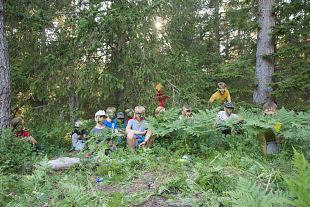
[[10, 82, 282, 158], [71, 106, 154, 153]]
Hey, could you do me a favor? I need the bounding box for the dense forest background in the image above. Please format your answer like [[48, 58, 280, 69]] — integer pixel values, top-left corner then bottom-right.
[[4, 0, 309, 124]]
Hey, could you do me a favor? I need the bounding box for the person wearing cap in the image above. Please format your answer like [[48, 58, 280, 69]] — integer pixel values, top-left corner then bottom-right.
[[209, 82, 232, 105], [90, 110, 107, 134], [113, 112, 126, 144], [11, 117, 38, 145], [257, 101, 283, 157], [215, 102, 241, 135], [85, 110, 108, 158], [114, 112, 125, 130], [126, 106, 153, 149], [104, 107, 117, 131], [71, 120, 88, 151]]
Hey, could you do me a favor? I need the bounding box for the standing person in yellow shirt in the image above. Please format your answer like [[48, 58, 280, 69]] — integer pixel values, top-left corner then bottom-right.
[[209, 82, 232, 105]]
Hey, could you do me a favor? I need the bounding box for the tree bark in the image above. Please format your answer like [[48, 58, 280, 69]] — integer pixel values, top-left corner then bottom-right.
[[68, 94, 79, 124], [212, 0, 221, 54], [253, 0, 275, 104], [0, 0, 11, 128]]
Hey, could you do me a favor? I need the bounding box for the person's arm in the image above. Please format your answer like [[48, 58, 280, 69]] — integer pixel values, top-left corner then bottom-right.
[[139, 129, 152, 146], [209, 92, 217, 103], [125, 123, 131, 134], [133, 130, 147, 135], [26, 135, 38, 145]]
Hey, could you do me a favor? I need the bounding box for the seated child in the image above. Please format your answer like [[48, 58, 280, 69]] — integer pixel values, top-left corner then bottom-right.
[[11, 117, 38, 145], [104, 107, 117, 131], [179, 105, 193, 121], [215, 102, 242, 135], [155, 106, 165, 118], [257, 101, 283, 157], [126, 106, 153, 149], [71, 121, 87, 151]]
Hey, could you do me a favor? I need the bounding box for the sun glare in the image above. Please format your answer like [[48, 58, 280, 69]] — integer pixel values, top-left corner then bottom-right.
[[155, 21, 162, 30]]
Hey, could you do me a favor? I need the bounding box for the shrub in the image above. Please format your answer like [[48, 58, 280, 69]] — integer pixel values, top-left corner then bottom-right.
[[286, 151, 310, 207], [0, 129, 36, 174]]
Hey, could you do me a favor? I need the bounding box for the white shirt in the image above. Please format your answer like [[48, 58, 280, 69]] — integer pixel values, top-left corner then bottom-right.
[[216, 111, 239, 124]]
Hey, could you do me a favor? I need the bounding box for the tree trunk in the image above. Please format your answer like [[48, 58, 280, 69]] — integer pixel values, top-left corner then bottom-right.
[[68, 94, 79, 124], [253, 0, 275, 104], [212, 0, 221, 54], [0, 0, 11, 129]]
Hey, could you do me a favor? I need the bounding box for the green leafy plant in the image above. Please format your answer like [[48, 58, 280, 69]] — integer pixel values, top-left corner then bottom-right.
[[0, 129, 37, 174], [229, 177, 288, 207], [286, 151, 310, 207]]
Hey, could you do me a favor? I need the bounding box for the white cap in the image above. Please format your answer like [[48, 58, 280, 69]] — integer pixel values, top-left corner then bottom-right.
[[95, 110, 107, 121], [74, 121, 82, 128]]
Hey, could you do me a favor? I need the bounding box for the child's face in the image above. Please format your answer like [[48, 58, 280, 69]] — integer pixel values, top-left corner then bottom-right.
[[225, 107, 233, 115], [98, 115, 106, 122], [117, 118, 124, 124], [264, 107, 276, 115], [135, 112, 144, 120], [184, 109, 192, 117], [107, 113, 115, 119], [155, 109, 165, 117]]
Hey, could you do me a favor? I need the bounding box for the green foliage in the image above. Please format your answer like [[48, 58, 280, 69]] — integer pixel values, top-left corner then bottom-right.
[[229, 177, 288, 207], [95, 158, 127, 181], [286, 150, 310, 207], [0, 129, 37, 174], [273, 0, 310, 110], [159, 176, 190, 194], [194, 163, 235, 194], [148, 107, 310, 155]]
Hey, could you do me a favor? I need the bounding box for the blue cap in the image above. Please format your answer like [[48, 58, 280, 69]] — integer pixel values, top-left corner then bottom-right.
[[224, 102, 234, 109], [117, 112, 125, 119]]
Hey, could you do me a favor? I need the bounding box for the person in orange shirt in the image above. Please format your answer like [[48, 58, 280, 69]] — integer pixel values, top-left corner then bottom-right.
[[209, 82, 231, 105]]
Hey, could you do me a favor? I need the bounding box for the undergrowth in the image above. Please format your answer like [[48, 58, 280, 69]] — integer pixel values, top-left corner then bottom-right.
[[0, 107, 310, 206]]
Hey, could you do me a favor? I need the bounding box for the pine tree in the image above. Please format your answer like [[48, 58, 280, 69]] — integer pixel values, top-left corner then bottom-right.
[[0, 0, 10, 128], [253, 0, 275, 104]]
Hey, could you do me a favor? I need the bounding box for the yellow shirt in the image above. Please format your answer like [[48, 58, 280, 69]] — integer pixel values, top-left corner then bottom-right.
[[209, 90, 231, 104]]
